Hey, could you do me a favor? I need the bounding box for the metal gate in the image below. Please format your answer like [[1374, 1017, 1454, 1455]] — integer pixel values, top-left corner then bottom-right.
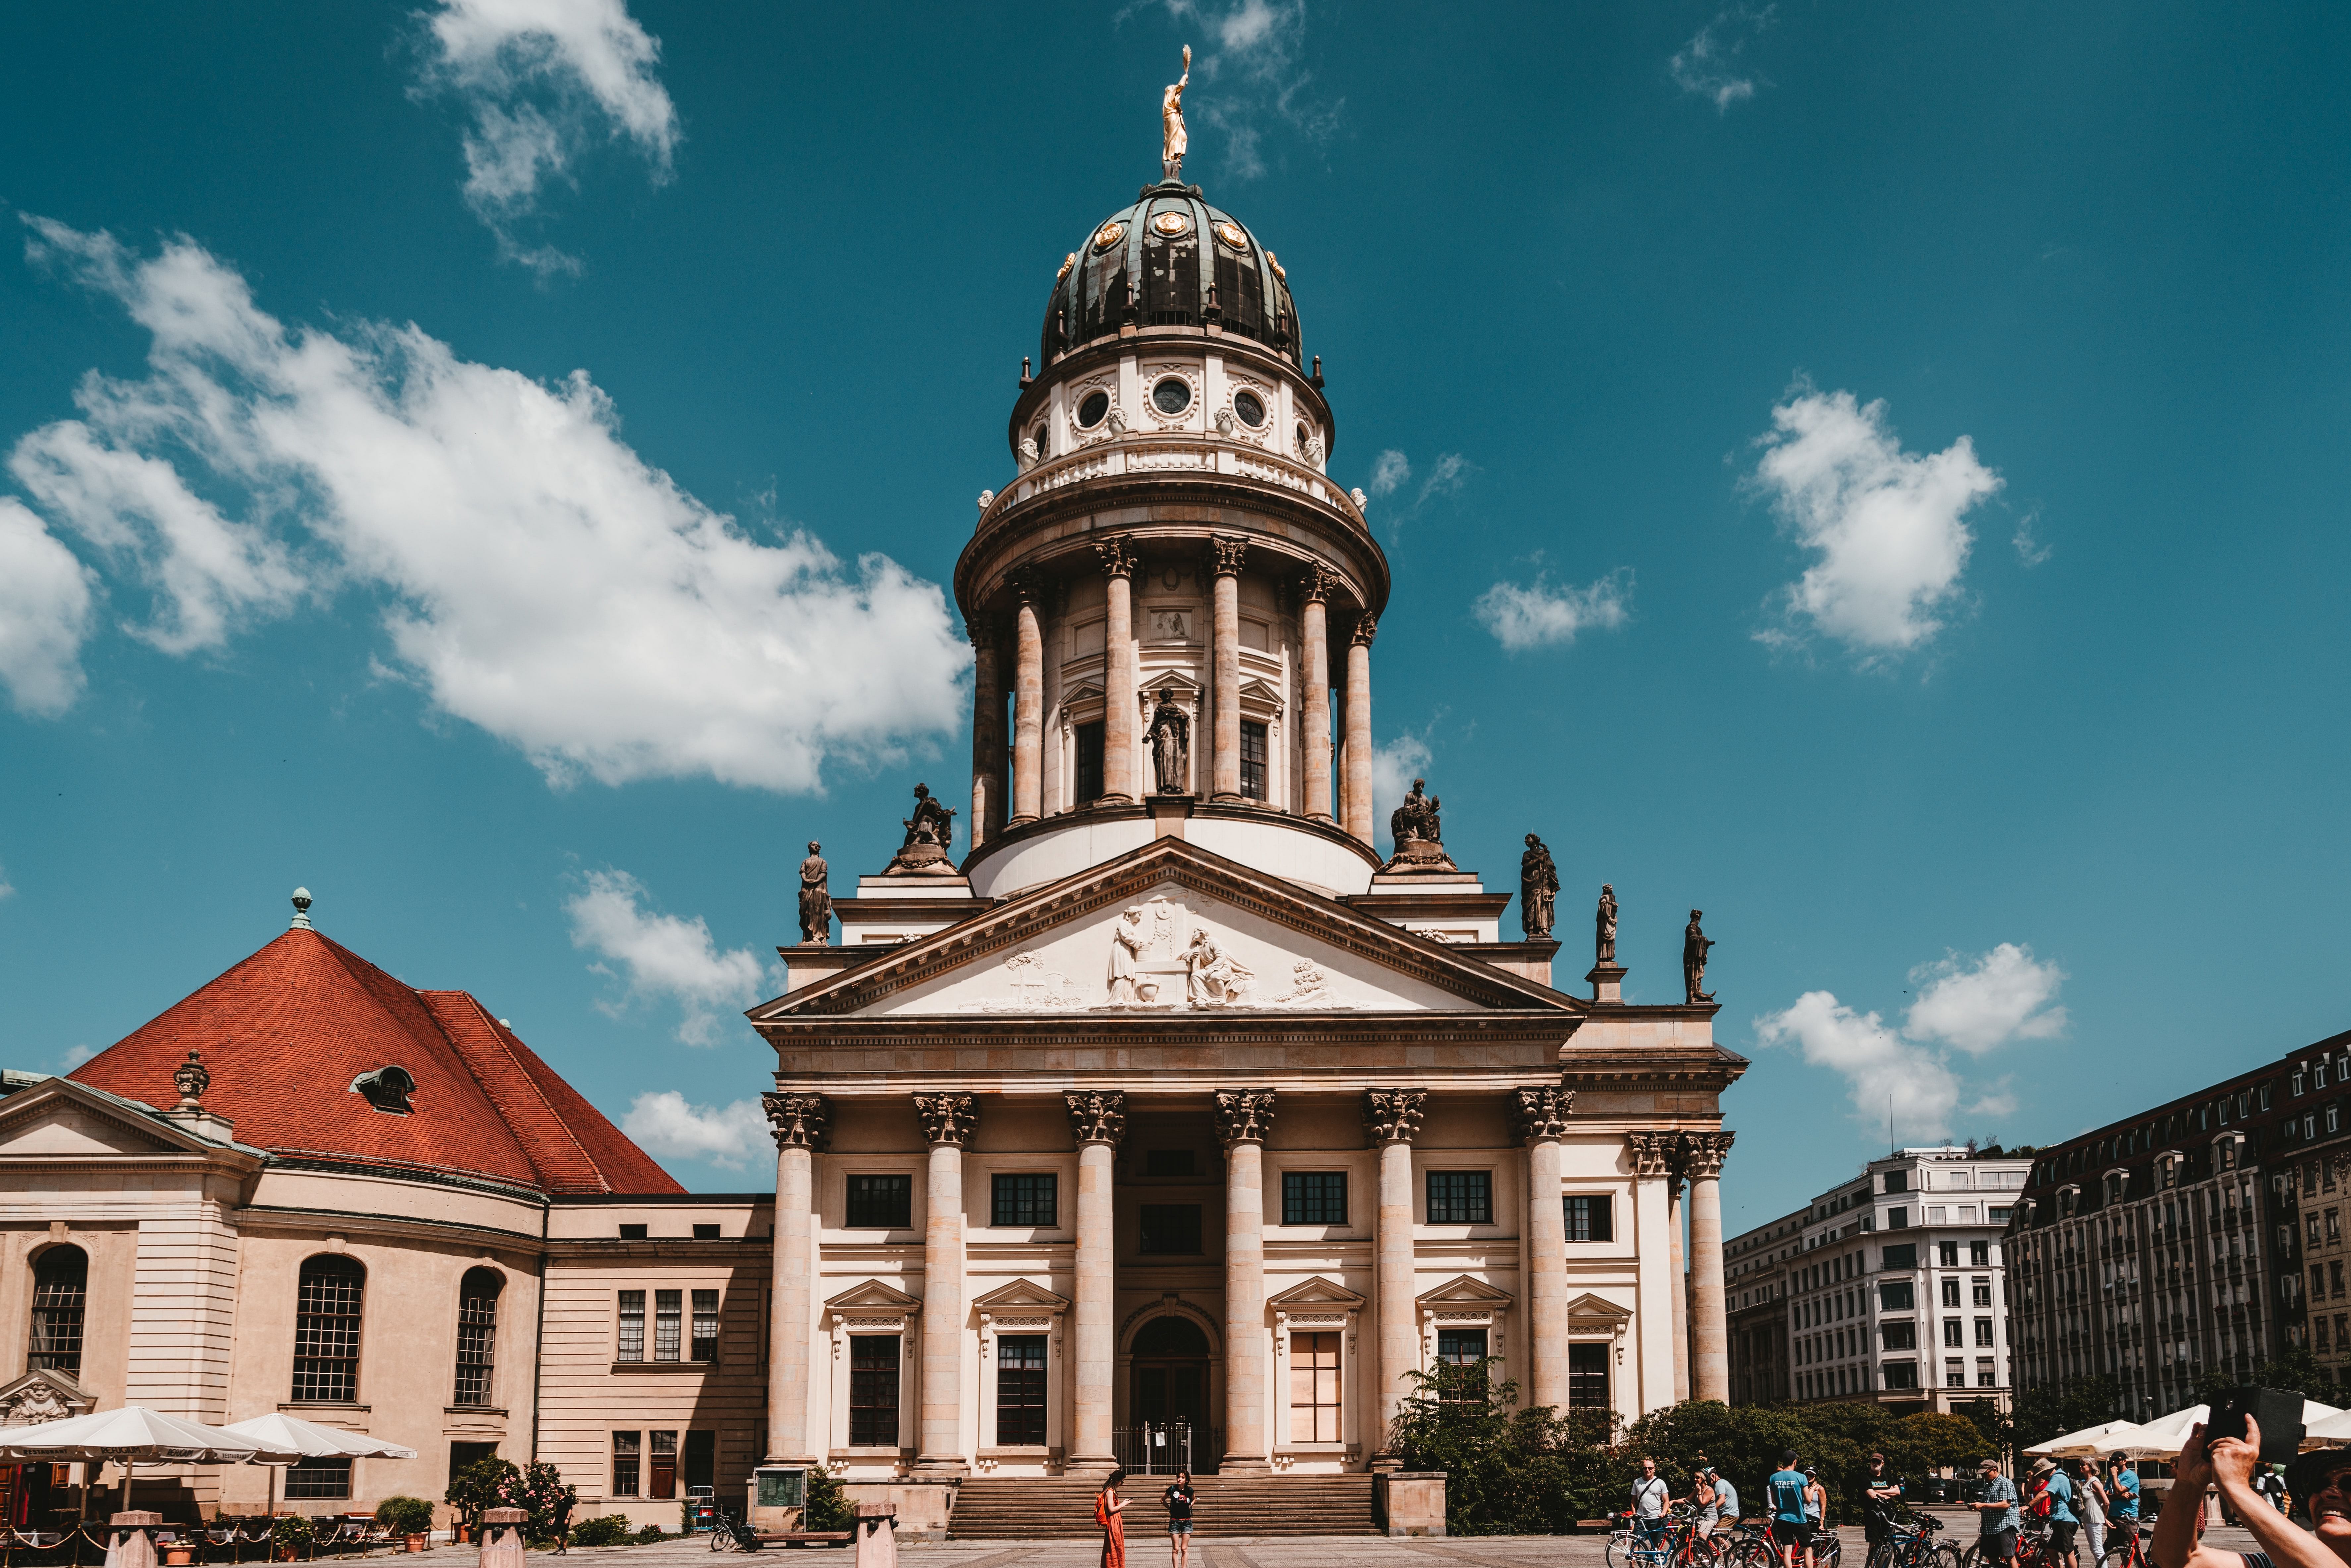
[[1113, 1421, 1193, 1475]]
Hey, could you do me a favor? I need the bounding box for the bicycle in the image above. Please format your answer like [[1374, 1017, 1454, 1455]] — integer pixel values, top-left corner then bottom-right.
[[1608, 1505, 1720, 1568], [1871, 1512, 1961, 1568], [708, 1510, 765, 1552], [1718, 1516, 1840, 1568], [2096, 1521, 2148, 1568]]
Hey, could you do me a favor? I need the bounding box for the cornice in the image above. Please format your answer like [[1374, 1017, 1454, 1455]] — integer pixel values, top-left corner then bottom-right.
[[958, 795, 1381, 888], [231, 1204, 545, 1252], [1010, 329, 1334, 443]]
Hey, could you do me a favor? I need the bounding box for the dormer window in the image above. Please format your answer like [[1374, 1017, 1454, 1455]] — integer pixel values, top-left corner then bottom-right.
[[348, 1065, 416, 1116]]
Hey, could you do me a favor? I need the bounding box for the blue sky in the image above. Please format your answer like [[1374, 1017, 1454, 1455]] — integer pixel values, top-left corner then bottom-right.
[[3, 1, 2347, 1228]]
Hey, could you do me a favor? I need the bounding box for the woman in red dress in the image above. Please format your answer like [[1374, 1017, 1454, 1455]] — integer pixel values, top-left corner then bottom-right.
[[1096, 1469, 1129, 1568]]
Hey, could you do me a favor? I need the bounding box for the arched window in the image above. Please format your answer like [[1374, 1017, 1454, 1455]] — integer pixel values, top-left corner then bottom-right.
[[292, 1255, 366, 1402], [29, 1245, 88, 1376], [453, 1268, 502, 1406]]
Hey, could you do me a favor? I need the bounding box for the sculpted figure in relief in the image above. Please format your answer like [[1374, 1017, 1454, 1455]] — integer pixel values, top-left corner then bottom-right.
[[1183, 927, 1255, 1007], [1147, 688, 1191, 795], [1520, 834, 1558, 939], [1108, 907, 1149, 1006], [1161, 46, 1191, 183]]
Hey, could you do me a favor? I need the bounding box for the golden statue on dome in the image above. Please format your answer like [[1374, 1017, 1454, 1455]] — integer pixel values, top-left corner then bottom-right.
[[1162, 45, 1190, 182]]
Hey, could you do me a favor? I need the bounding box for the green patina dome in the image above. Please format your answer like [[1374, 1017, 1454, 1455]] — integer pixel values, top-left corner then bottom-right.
[[1040, 181, 1301, 365]]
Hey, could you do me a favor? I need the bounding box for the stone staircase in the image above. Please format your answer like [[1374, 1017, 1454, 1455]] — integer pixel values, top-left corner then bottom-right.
[[947, 1473, 1381, 1539]]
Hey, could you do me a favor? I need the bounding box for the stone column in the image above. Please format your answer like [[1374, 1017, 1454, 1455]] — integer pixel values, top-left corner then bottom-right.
[[1364, 1088, 1426, 1465], [762, 1092, 829, 1461], [1011, 571, 1044, 824], [1209, 537, 1247, 801], [1666, 1152, 1689, 1403], [912, 1093, 978, 1473], [1343, 613, 1376, 843], [1216, 1089, 1276, 1471], [1097, 539, 1138, 803], [1686, 1131, 1735, 1404], [1299, 568, 1334, 820], [969, 628, 1005, 847], [1514, 1087, 1575, 1413], [1065, 1091, 1126, 1475]]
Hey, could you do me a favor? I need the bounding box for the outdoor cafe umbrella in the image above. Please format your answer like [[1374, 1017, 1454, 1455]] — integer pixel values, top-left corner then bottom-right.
[[0, 1405, 303, 1515], [2025, 1419, 2147, 1458], [220, 1414, 418, 1518], [2104, 1398, 2346, 1458]]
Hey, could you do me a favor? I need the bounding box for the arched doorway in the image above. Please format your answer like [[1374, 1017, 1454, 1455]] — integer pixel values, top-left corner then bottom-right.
[[1128, 1314, 1212, 1468]]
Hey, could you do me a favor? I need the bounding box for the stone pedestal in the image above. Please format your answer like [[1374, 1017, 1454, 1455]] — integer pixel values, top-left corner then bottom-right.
[[853, 1503, 897, 1568], [1375, 1474, 1448, 1537], [1586, 963, 1626, 1005], [109, 1513, 161, 1568], [478, 1509, 526, 1568]]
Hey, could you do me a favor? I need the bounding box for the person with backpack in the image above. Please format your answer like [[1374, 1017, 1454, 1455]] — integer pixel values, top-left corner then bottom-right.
[[1770, 1450, 1816, 1568], [2034, 1457, 2081, 1568], [1162, 1470, 1194, 1568]]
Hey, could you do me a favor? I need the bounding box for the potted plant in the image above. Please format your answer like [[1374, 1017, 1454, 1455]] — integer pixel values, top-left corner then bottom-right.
[[376, 1497, 436, 1554], [162, 1533, 195, 1566], [269, 1513, 316, 1563]]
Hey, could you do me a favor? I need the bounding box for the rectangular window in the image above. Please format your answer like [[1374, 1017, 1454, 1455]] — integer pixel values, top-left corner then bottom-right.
[[1944, 1318, 1964, 1347], [1988, 1207, 2010, 1224], [692, 1290, 720, 1362], [846, 1174, 913, 1228], [1882, 1321, 1918, 1350], [1942, 1279, 1961, 1307], [1146, 1148, 1196, 1178], [1887, 1207, 1910, 1229], [618, 1223, 648, 1240], [993, 1173, 1058, 1228], [1140, 1204, 1203, 1254], [684, 1430, 714, 1494], [1289, 1331, 1342, 1441], [1945, 1357, 1966, 1388], [654, 1290, 682, 1361], [1435, 1327, 1488, 1402], [1977, 1357, 1997, 1387], [848, 1335, 901, 1448], [1882, 1361, 1919, 1390], [1427, 1170, 1494, 1225], [1882, 1243, 1918, 1270], [1565, 1195, 1614, 1243], [1283, 1171, 1348, 1226], [27, 1252, 86, 1377], [1976, 1317, 1996, 1347], [1240, 720, 1269, 800], [1971, 1240, 1991, 1265], [996, 1334, 1049, 1447], [1880, 1281, 1916, 1311], [284, 1459, 352, 1500], [1885, 1171, 1909, 1193], [1074, 721, 1105, 804], [1939, 1241, 1959, 1266], [291, 1260, 366, 1403], [1569, 1341, 1609, 1408], [611, 1431, 641, 1498], [692, 1223, 720, 1241], [649, 1430, 678, 1500]]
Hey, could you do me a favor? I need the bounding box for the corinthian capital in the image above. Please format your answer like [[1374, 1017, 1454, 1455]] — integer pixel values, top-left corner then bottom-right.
[[1065, 1090, 1128, 1148], [1215, 1088, 1277, 1146], [1511, 1086, 1575, 1144], [1210, 535, 1249, 577], [1682, 1129, 1735, 1179], [763, 1091, 831, 1151], [1350, 612, 1378, 648], [1095, 537, 1137, 580], [1009, 565, 1043, 608], [1300, 563, 1337, 604], [1626, 1131, 1675, 1178], [913, 1092, 980, 1148], [1362, 1087, 1427, 1146]]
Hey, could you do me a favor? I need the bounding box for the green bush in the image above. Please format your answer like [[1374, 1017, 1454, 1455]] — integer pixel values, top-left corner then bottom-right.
[[269, 1514, 316, 1553], [568, 1516, 634, 1548], [632, 1524, 665, 1544], [374, 1497, 436, 1537], [1387, 1359, 1614, 1534], [804, 1469, 854, 1533]]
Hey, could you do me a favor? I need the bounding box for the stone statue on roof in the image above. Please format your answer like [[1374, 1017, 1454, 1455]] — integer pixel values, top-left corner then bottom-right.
[[1520, 835, 1558, 939], [1162, 46, 1191, 183], [797, 841, 832, 945], [885, 783, 959, 876], [1596, 883, 1618, 965], [1683, 909, 1716, 1004], [1380, 777, 1458, 873]]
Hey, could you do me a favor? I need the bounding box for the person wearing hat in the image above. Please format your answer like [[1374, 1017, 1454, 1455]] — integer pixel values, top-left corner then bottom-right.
[[1970, 1456, 2021, 1563], [2156, 1414, 2351, 1568], [2110, 1453, 2142, 1558], [2033, 1457, 2081, 1568]]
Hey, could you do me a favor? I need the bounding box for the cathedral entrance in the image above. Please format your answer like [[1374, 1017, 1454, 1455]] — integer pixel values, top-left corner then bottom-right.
[[1125, 1314, 1212, 1472]]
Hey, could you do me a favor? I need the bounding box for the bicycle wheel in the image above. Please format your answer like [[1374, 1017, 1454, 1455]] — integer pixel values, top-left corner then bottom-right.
[[710, 1530, 736, 1552], [1608, 1533, 1634, 1568]]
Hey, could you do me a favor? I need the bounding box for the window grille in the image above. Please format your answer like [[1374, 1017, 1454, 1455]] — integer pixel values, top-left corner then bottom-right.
[[1288, 1332, 1340, 1440], [992, 1173, 1058, 1228], [692, 1291, 720, 1362], [453, 1267, 501, 1406], [1427, 1171, 1493, 1224], [996, 1335, 1048, 1446], [1434, 1328, 1487, 1403], [1239, 721, 1268, 800], [291, 1255, 365, 1402], [1564, 1195, 1613, 1242], [655, 1291, 682, 1361], [849, 1336, 900, 1447], [28, 1246, 87, 1377], [847, 1174, 913, 1228], [1569, 1342, 1609, 1408], [1283, 1172, 1346, 1225], [285, 1459, 351, 1500], [611, 1432, 641, 1497], [617, 1291, 644, 1361]]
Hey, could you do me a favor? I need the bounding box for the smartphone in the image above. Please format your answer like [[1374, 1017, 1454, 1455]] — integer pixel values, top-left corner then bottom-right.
[[2207, 1385, 2305, 1463]]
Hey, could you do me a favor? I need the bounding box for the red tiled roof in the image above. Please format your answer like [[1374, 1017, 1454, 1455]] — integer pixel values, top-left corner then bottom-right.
[[70, 928, 682, 1196]]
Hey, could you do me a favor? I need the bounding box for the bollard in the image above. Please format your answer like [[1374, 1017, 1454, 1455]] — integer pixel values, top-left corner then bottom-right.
[[852, 1503, 895, 1568], [112, 1514, 165, 1568], [476, 1511, 524, 1568]]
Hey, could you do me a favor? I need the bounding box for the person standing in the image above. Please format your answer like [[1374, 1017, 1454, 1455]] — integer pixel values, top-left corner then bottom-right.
[[1769, 1450, 1815, 1568], [1096, 1469, 1129, 1568], [1162, 1471, 1195, 1568], [1805, 1467, 1829, 1533], [2107, 1454, 2139, 1557], [1971, 1456, 2021, 1566], [1711, 1468, 1741, 1532], [2076, 1459, 2109, 1567], [552, 1485, 576, 1556], [2251, 1465, 2288, 1516], [1864, 1451, 1907, 1568], [1631, 1456, 1677, 1551], [1695, 1469, 1722, 1540], [2038, 1457, 2080, 1568]]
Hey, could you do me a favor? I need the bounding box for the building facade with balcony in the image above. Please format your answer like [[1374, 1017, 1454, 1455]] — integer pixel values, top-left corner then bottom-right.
[[1725, 1148, 2026, 1413]]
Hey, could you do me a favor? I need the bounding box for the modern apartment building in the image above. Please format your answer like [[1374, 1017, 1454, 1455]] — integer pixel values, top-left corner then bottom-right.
[[2008, 1029, 2351, 1418], [1726, 1147, 2027, 1411]]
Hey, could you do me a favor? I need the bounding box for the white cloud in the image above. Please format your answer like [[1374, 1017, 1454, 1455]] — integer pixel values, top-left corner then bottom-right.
[[1750, 386, 2001, 659], [60, 1045, 93, 1070], [1903, 943, 2067, 1055], [1371, 732, 1432, 844], [0, 499, 95, 717], [1755, 941, 2066, 1140], [567, 869, 765, 1046], [1416, 452, 1472, 507], [1367, 450, 1409, 499], [1138, 0, 1341, 180], [13, 218, 969, 791], [414, 0, 682, 274], [621, 1090, 770, 1170], [1474, 569, 1632, 652], [2013, 510, 2052, 567], [0, 862, 11, 900], [1670, 6, 1774, 113]]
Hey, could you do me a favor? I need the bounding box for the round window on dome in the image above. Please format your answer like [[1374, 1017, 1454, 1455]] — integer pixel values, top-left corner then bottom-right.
[[1077, 391, 1111, 429], [1233, 391, 1265, 428], [1295, 420, 1310, 449], [1152, 378, 1192, 416]]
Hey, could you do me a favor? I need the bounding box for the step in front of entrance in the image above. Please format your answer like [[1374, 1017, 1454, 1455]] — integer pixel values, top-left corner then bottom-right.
[[947, 1474, 1381, 1540]]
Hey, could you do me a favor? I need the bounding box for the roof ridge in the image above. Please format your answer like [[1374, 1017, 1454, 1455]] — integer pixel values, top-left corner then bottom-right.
[[448, 992, 609, 1195]]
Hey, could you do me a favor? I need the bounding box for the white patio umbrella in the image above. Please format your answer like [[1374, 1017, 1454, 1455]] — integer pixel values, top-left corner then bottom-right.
[[2105, 1398, 2345, 1458], [0, 1405, 302, 1517], [2026, 1418, 2147, 1458], [220, 1414, 418, 1518], [2288, 1406, 2351, 1445]]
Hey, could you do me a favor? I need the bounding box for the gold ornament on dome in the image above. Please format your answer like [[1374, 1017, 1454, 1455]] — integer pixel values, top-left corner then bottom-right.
[[1092, 221, 1126, 253], [1057, 252, 1076, 282], [1266, 251, 1286, 280], [1214, 220, 1250, 252], [1152, 210, 1191, 237]]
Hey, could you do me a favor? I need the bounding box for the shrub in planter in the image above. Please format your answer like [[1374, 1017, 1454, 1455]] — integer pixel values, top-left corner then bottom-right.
[[803, 1469, 854, 1534], [632, 1525, 665, 1545], [269, 1514, 316, 1561], [375, 1498, 436, 1539], [569, 1516, 635, 1548]]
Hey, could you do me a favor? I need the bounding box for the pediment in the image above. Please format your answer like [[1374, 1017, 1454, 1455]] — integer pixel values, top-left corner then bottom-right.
[[825, 1278, 921, 1313], [1564, 1292, 1633, 1328], [1268, 1275, 1365, 1312], [754, 838, 1573, 1022], [0, 1368, 93, 1425], [1417, 1274, 1515, 1311], [0, 1078, 221, 1158], [973, 1278, 1071, 1315]]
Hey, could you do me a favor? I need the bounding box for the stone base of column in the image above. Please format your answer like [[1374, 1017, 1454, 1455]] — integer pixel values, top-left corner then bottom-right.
[[1210, 791, 1244, 804], [1006, 814, 1039, 828], [1063, 1455, 1118, 1479], [1369, 1453, 1405, 1473], [910, 1457, 970, 1477], [1216, 1456, 1272, 1475]]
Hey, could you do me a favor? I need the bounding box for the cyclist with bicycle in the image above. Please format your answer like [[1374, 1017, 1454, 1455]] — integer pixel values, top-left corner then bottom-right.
[[2110, 1455, 2142, 1564], [1865, 1452, 1908, 1567], [1972, 1456, 2023, 1565], [1772, 1450, 1819, 1568], [1633, 1456, 1680, 1553]]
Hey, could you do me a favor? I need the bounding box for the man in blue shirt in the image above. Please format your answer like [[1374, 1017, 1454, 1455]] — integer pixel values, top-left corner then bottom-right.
[[1769, 1450, 1816, 1568], [2037, 1457, 2080, 1568], [2108, 1454, 2140, 1530], [1971, 1457, 2020, 1563]]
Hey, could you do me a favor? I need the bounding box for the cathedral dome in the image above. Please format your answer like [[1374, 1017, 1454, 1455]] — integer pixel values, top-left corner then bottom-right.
[[1040, 182, 1301, 364]]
